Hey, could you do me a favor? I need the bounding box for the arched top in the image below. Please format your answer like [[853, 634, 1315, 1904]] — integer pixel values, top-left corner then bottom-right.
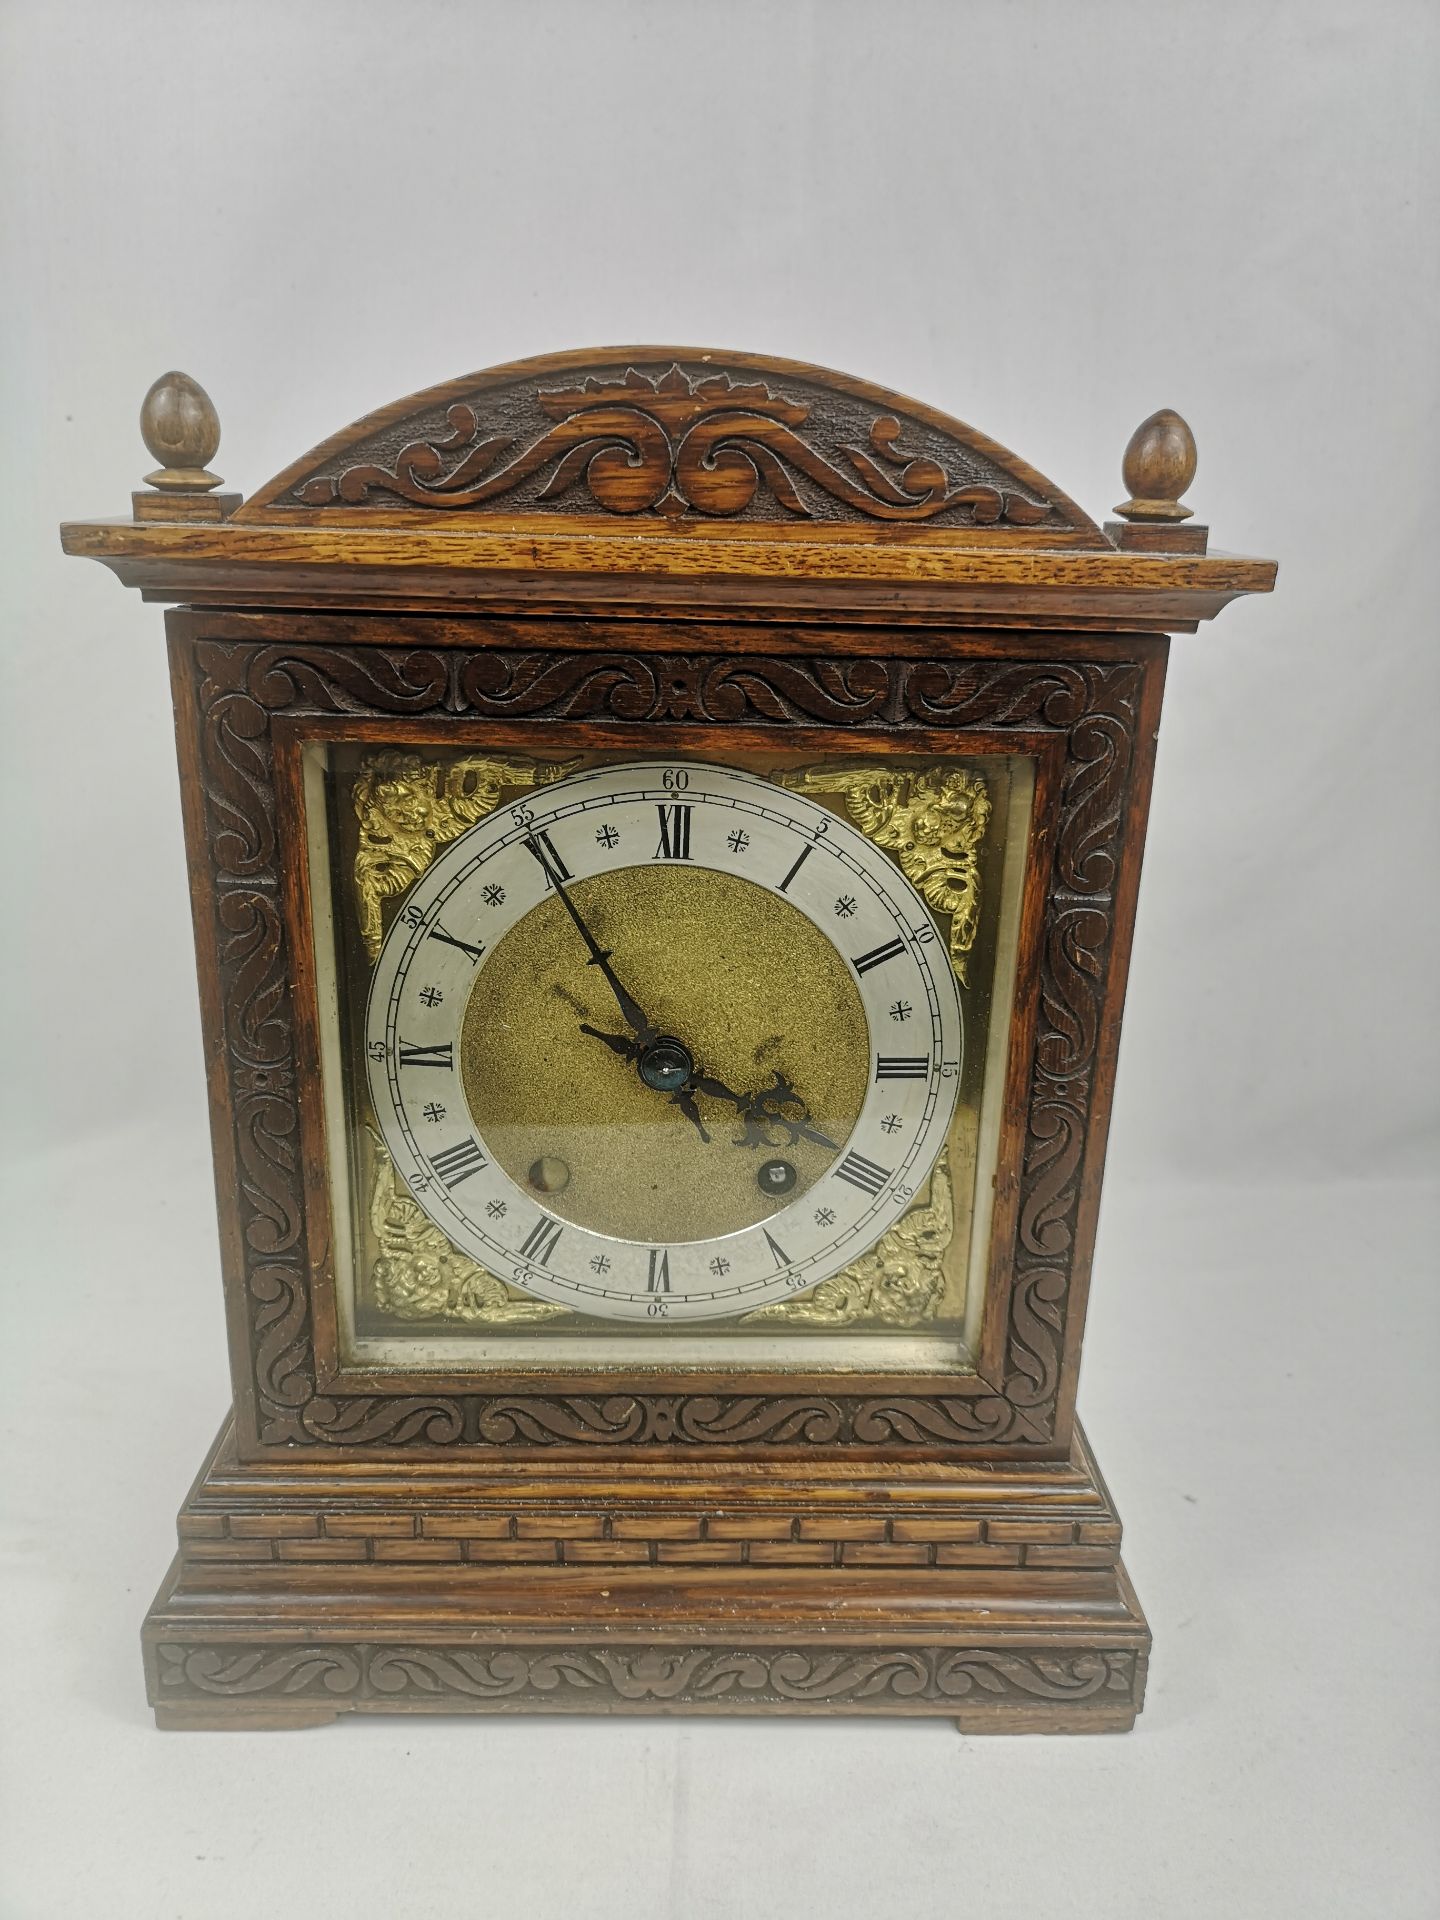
[[235, 346, 1105, 545]]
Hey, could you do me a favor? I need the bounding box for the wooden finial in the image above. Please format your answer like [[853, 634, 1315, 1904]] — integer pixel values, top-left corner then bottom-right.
[[133, 372, 240, 521], [141, 371, 222, 489], [1115, 408, 1197, 522]]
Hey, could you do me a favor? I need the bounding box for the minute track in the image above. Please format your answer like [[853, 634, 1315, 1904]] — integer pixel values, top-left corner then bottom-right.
[[365, 760, 963, 1323]]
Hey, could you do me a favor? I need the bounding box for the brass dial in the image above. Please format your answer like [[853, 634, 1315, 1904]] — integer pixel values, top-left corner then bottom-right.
[[461, 867, 870, 1243], [366, 760, 963, 1322]]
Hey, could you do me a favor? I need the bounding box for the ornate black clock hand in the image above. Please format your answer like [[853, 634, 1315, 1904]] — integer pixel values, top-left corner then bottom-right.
[[524, 835, 656, 1041], [578, 1024, 713, 1144], [578, 1023, 644, 1063], [671, 1085, 712, 1146], [689, 1067, 841, 1153], [578, 1017, 838, 1153]]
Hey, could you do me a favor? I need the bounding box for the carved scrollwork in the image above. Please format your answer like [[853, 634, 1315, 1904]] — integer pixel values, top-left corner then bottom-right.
[[280, 364, 1067, 531], [197, 639, 453, 716], [474, 1395, 845, 1447], [156, 1644, 362, 1697], [455, 650, 894, 726], [933, 1650, 1136, 1700], [850, 1395, 1018, 1444], [154, 1640, 1139, 1711], [184, 634, 1139, 1450], [301, 1395, 465, 1446]]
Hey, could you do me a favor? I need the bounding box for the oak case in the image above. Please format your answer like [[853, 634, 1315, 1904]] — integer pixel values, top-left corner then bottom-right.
[[62, 350, 1275, 1730]]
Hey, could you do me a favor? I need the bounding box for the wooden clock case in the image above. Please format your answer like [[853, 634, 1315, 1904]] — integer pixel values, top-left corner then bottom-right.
[[63, 349, 1275, 1732]]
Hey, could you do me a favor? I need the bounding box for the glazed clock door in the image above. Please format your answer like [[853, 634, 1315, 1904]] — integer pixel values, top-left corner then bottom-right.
[[301, 739, 1036, 1373]]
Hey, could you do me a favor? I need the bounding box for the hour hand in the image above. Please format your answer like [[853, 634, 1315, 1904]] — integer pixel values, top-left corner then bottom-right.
[[670, 1084, 712, 1145], [579, 1023, 644, 1064]]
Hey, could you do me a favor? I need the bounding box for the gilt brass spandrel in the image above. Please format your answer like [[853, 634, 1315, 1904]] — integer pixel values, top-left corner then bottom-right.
[[743, 1148, 954, 1326], [361, 1121, 962, 1334], [778, 763, 991, 984], [745, 758, 1000, 1328], [352, 748, 579, 959], [364, 1128, 569, 1325]]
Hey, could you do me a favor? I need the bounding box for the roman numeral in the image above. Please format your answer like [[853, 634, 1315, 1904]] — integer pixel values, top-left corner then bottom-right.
[[523, 830, 572, 887], [876, 1056, 930, 1080], [852, 936, 907, 976], [397, 1041, 453, 1069], [428, 925, 485, 963], [518, 1216, 564, 1267], [835, 1150, 891, 1196], [428, 1137, 487, 1189], [654, 805, 692, 861], [777, 843, 812, 893], [762, 1229, 791, 1270], [647, 1248, 672, 1292]]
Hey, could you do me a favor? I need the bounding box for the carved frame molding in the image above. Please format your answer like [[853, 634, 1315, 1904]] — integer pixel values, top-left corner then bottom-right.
[[172, 621, 1157, 1456]]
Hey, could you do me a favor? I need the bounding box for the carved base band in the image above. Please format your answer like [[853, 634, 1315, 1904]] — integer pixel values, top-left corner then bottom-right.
[[143, 1417, 1150, 1733], [145, 1629, 1147, 1734]]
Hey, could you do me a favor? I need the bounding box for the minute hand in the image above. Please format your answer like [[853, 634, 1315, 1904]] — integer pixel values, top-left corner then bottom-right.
[[523, 836, 655, 1041]]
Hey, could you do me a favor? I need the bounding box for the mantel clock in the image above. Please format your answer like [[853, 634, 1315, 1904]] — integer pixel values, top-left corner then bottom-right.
[[63, 350, 1275, 1732]]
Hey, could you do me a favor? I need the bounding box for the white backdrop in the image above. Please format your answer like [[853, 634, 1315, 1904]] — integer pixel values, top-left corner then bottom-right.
[[1, 4, 1436, 1917]]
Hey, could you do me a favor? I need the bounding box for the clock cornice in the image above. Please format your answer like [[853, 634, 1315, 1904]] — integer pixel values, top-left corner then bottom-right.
[[60, 349, 1276, 631]]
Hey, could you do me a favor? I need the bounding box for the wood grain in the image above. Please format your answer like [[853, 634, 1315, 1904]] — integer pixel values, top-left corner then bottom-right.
[[61, 516, 1274, 631]]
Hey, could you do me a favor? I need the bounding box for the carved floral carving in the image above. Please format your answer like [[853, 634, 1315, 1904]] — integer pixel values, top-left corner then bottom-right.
[[155, 1640, 1139, 1710], [183, 635, 1138, 1449], [156, 1644, 361, 1698], [284, 365, 1064, 530], [456, 649, 894, 725]]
